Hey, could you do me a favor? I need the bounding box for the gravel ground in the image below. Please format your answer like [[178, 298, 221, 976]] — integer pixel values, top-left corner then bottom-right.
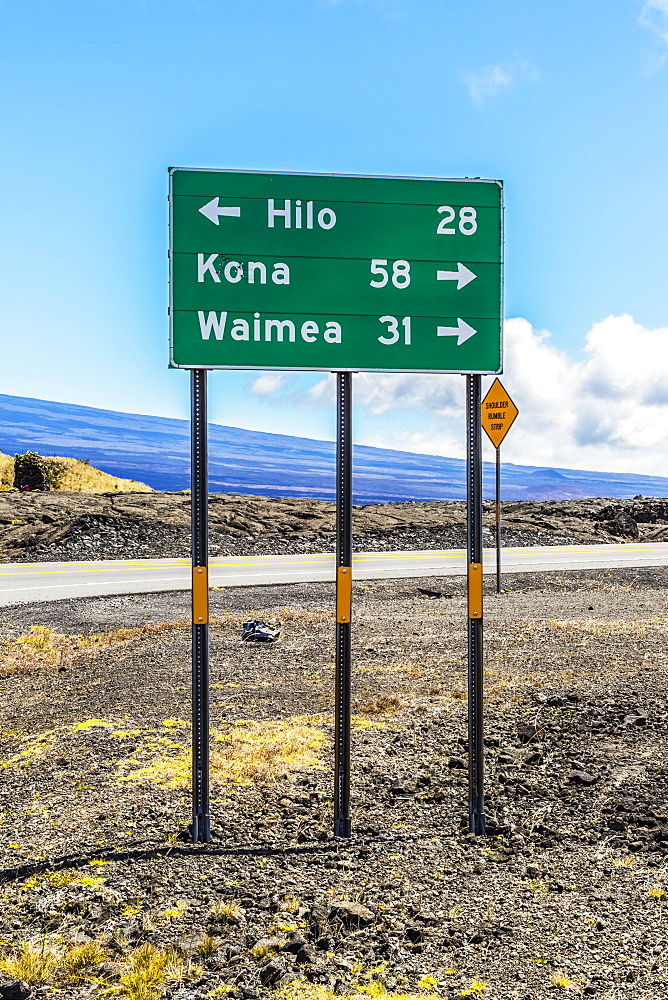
[[0, 568, 667, 999]]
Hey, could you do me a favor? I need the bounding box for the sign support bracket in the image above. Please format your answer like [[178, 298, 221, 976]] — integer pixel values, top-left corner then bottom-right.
[[334, 371, 353, 839], [191, 368, 211, 844], [466, 374, 486, 835]]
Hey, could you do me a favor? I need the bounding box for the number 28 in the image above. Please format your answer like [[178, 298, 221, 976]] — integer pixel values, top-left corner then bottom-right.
[[437, 206, 477, 235]]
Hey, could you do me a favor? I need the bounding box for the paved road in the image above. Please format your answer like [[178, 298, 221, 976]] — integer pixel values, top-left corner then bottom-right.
[[1, 542, 667, 606]]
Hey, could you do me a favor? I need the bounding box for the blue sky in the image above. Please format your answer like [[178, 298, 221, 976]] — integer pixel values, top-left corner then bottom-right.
[[2, 0, 668, 474]]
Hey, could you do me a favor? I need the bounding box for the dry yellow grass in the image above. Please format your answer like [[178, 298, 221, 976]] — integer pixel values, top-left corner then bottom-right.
[[115, 942, 189, 1000], [358, 694, 403, 715], [0, 619, 189, 675], [0, 451, 151, 492], [0, 939, 62, 984], [550, 971, 578, 990], [0, 938, 192, 997], [517, 615, 668, 638], [23, 869, 105, 890], [1, 614, 286, 678], [123, 717, 327, 788], [0, 452, 13, 488], [46, 455, 152, 492], [61, 941, 107, 981], [276, 979, 443, 1000]]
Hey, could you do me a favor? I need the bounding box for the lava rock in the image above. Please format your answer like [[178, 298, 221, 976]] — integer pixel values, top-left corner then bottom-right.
[[568, 769, 598, 786], [517, 722, 540, 743], [295, 944, 317, 964], [259, 959, 285, 986], [405, 926, 424, 943], [390, 783, 416, 796], [282, 933, 307, 954], [175, 931, 208, 954], [276, 973, 299, 988], [253, 936, 282, 953], [605, 513, 639, 538], [447, 757, 467, 769], [0, 984, 31, 1000], [328, 901, 375, 927]]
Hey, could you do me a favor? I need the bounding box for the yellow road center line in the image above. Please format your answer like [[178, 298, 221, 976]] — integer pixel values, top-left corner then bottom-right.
[[1, 543, 668, 581]]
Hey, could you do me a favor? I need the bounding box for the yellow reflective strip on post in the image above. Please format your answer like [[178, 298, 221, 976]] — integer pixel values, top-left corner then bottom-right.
[[337, 566, 352, 623], [468, 562, 483, 619], [192, 566, 209, 624]]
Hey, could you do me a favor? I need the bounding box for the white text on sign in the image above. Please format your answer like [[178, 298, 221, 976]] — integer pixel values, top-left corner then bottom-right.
[[197, 255, 290, 285], [436, 206, 478, 235], [267, 200, 337, 229], [198, 312, 342, 344]]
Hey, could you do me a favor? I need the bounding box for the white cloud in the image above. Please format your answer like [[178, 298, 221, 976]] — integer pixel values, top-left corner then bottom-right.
[[307, 373, 337, 406], [307, 315, 668, 477], [250, 373, 288, 396], [464, 59, 539, 107], [503, 315, 668, 473], [639, 1, 668, 61], [307, 370, 462, 415], [640, 0, 668, 28]]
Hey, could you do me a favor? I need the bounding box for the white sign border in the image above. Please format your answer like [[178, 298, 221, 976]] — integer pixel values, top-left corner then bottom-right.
[[168, 167, 504, 376]]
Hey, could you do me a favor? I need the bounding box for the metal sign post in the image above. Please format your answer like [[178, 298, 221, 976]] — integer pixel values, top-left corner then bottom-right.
[[481, 378, 519, 595], [466, 374, 485, 835], [494, 447, 501, 594], [191, 369, 211, 843], [495, 448, 502, 594], [334, 372, 353, 839], [169, 167, 504, 840]]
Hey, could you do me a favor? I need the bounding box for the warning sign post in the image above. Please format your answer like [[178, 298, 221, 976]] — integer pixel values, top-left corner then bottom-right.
[[482, 378, 519, 593]]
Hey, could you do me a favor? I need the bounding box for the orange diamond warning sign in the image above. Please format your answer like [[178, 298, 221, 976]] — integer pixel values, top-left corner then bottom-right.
[[481, 378, 518, 448]]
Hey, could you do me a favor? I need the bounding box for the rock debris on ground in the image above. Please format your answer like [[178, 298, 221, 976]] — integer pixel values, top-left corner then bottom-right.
[[0, 567, 666, 998], [1, 493, 668, 563]]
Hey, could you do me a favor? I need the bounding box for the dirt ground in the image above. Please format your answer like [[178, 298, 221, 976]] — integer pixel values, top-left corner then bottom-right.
[[0, 567, 667, 999]]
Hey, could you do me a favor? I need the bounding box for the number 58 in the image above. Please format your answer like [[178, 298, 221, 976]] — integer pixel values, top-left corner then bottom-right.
[[370, 259, 411, 288]]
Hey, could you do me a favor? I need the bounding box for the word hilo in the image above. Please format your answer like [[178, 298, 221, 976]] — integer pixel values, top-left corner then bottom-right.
[[198, 311, 342, 344], [268, 199, 336, 229]]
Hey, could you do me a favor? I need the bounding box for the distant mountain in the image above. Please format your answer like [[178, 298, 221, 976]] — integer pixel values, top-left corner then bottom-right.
[[528, 468, 568, 480], [0, 393, 666, 503]]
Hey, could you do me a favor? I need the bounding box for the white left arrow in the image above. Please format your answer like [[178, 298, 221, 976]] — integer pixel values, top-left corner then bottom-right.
[[436, 262, 477, 289], [436, 319, 477, 346], [199, 197, 241, 225]]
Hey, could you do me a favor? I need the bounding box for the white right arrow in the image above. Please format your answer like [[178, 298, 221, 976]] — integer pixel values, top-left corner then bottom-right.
[[436, 318, 477, 346], [199, 197, 242, 225], [436, 262, 477, 289]]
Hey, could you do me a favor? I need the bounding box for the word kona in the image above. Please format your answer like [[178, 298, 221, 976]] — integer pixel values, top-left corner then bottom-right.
[[197, 255, 290, 285], [197, 311, 342, 344]]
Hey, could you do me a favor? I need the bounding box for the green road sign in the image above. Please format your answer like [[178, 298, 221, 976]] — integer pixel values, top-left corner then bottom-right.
[[169, 169, 503, 374]]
